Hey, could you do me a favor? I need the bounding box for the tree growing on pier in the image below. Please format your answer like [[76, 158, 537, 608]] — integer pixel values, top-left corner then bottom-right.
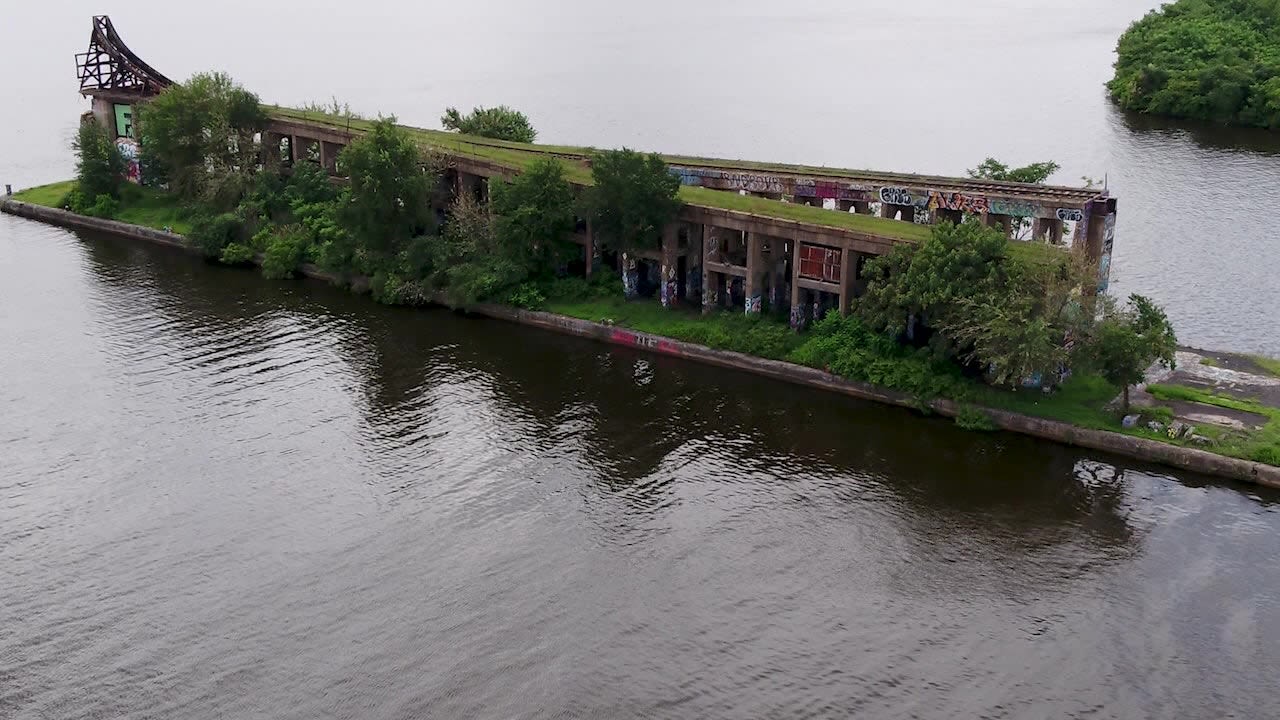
[[858, 220, 1095, 387], [490, 159, 578, 274], [136, 72, 267, 205], [441, 106, 537, 143], [72, 122, 126, 200], [336, 117, 435, 270], [1083, 294, 1178, 413], [584, 148, 681, 254]]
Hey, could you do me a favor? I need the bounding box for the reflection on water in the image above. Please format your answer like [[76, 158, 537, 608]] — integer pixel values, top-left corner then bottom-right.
[[1117, 109, 1280, 156], [4, 218, 1280, 719]]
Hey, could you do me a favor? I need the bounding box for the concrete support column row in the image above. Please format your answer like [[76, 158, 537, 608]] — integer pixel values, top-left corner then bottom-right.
[[1032, 217, 1065, 244], [881, 203, 915, 222]]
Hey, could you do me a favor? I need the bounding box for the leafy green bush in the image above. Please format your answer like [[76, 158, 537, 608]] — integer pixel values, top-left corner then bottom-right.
[[1108, 0, 1280, 127], [85, 194, 120, 219], [370, 272, 430, 306], [261, 226, 309, 279], [219, 242, 255, 265], [189, 212, 245, 258], [63, 190, 87, 214], [789, 313, 971, 400], [73, 122, 126, 200], [507, 283, 547, 309], [955, 405, 998, 432], [441, 105, 537, 143]]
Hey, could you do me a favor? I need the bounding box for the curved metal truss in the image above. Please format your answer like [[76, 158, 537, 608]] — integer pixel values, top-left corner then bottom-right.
[[75, 15, 173, 96]]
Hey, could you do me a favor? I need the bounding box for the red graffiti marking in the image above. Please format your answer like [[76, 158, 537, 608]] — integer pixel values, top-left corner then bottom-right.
[[609, 329, 682, 356]]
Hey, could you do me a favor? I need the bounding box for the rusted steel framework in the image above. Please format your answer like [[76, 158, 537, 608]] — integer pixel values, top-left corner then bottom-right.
[[75, 15, 172, 96]]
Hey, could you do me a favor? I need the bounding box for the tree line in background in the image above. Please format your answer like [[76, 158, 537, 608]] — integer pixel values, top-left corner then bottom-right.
[[1109, 0, 1280, 128], [67, 72, 1177, 413]]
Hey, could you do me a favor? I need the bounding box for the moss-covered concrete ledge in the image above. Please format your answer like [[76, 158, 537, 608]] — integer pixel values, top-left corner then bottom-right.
[[5, 197, 1278, 489]]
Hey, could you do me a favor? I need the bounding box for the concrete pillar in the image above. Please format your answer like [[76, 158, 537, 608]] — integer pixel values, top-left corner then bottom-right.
[[881, 204, 914, 222], [1085, 213, 1107, 264], [1033, 217, 1065, 244], [318, 142, 327, 172], [290, 135, 300, 163], [744, 232, 764, 315], [584, 219, 595, 279], [984, 213, 1012, 237], [790, 241, 804, 330], [937, 208, 963, 225], [685, 223, 703, 303], [702, 228, 716, 314], [660, 223, 679, 309], [622, 252, 639, 300], [838, 247, 854, 316]]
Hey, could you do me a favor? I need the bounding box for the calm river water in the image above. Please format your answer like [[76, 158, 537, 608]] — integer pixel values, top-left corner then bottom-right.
[[4, 2, 1280, 719]]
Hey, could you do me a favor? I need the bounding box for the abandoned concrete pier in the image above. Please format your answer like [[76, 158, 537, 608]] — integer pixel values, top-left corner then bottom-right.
[[73, 15, 1117, 329]]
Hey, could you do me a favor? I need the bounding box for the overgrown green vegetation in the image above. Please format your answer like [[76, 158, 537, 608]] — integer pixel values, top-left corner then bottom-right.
[[1109, 0, 1280, 128], [584, 148, 682, 254], [1085, 294, 1178, 412], [137, 72, 268, 204], [1148, 383, 1280, 465], [72, 122, 126, 201], [1251, 354, 1280, 377], [33, 73, 1274, 470], [441, 105, 537, 143]]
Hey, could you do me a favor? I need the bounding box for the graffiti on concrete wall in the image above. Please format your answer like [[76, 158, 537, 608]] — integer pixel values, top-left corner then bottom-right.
[[671, 167, 786, 194], [686, 264, 701, 302], [1098, 212, 1116, 292], [989, 199, 1039, 218], [116, 137, 141, 184], [622, 254, 639, 299], [878, 187, 914, 206], [928, 191, 988, 215], [1057, 208, 1084, 223], [838, 185, 874, 202], [660, 263, 678, 308], [745, 294, 762, 315]]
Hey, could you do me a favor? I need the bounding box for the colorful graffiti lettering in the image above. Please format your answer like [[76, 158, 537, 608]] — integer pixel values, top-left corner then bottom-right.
[[878, 187, 913, 206], [789, 304, 805, 330], [622, 254, 639, 299], [723, 172, 785, 194], [929, 191, 988, 215], [838, 185, 874, 202], [660, 263, 678, 308], [116, 138, 142, 185], [745, 294, 762, 315], [793, 179, 817, 198], [989, 199, 1039, 217], [1056, 208, 1084, 223]]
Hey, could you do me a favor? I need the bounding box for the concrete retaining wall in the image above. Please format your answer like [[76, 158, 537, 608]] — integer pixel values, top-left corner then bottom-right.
[[6, 197, 1278, 489]]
